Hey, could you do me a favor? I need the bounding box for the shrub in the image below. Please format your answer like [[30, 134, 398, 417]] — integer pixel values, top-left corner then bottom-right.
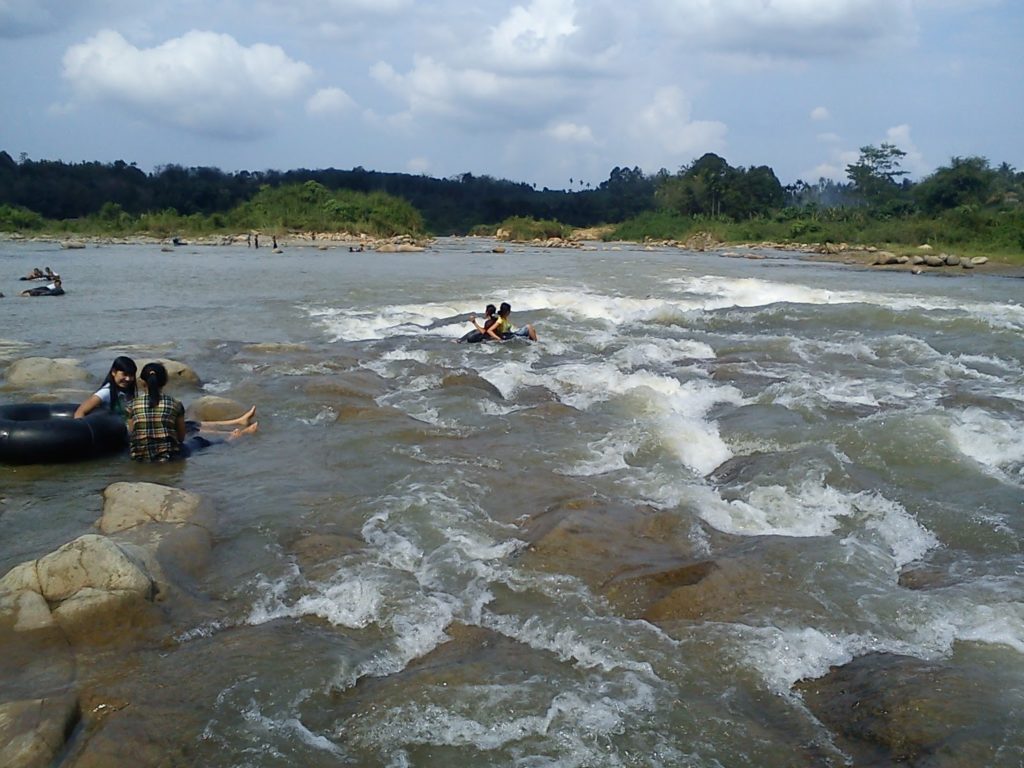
[[498, 216, 570, 240]]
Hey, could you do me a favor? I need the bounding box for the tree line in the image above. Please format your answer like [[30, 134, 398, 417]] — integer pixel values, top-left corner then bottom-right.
[[0, 147, 1021, 257]]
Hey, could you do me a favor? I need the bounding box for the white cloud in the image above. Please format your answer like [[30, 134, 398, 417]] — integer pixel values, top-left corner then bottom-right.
[[406, 156, 431, 174], [802, 148, 860, 182], [291, 0, 412, 15], [886, 123, 928, 176], [306, 87, 355, 116], [632, 86, 727, 159], [489, 0, 579, 68], [371, 53, 577, 129], [652, 0, 917, 62], [547, 121, 594, 143], [61, 29, 313, 139], [371, 55, 500, 120], [810, 106, 830, 121], [805, 162, 844, 182]]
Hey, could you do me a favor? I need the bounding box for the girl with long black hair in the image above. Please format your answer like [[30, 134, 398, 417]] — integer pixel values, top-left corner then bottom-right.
[[74, 355, 137, 418]]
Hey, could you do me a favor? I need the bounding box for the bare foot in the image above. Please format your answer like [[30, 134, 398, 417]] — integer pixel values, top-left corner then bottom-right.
[[238, 405, 257, 425], [229, 421, 259, 440]]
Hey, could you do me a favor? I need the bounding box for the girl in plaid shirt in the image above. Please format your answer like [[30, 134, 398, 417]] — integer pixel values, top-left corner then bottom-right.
[[125, 362, 187, 461], [125, 362, 259, 461]]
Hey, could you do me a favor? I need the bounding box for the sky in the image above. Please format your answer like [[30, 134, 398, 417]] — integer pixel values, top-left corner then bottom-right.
[[1, 0, 1020, 191]]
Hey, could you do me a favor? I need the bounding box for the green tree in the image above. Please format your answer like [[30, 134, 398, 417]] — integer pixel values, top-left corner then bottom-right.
[[655, 154, 782, 219], [915, 156, 998, 214], [846, 143, 908, 207]]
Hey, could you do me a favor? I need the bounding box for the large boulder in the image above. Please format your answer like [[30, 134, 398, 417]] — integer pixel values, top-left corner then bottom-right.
[[0, 696, 79, 768], [98, 483, 213, 585], [0, 535, 156, 640], [13, 536, 153, 606], [97, 482, 205, 535], [0, 589, 55, 632], [4, 357, 89, 388], [152, 358, 201, 389], [185, 395, 247, 422]]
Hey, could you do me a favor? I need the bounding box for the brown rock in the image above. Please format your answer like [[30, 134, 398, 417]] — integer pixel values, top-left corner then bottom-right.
[[185, 395, 247, 422], [795, 652, 1012, 766], [0, 695, 79, 768], [288, 533, 364, 581], [4, 357, 89, 388], [98, 483, 205, 535]]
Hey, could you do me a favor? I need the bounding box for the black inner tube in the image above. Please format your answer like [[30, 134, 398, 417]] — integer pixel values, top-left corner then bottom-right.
[[0, 403, 128, 464]]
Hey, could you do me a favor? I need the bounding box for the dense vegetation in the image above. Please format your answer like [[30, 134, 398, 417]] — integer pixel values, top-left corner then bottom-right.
[[1, 145, 1021, 263]]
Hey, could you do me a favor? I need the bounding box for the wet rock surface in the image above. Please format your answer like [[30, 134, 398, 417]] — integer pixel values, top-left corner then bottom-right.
[[794, 650, 1022, 766]]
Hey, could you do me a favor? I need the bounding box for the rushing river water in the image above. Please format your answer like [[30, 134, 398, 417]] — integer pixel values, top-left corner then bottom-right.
[[1, 237, 1023, 766]]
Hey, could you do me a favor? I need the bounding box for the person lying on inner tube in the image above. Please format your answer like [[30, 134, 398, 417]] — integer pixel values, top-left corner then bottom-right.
[[20, 277, 64, 297]]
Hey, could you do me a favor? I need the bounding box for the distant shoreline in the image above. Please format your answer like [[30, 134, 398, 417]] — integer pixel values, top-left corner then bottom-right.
[[3, 230, 1022, 279]]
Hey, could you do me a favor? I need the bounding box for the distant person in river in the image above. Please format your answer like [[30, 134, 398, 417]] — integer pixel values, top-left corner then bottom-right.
[[488, 302, 538, 342], [76, 356, 258, 432], [20, 267, 44, 281], [125, 362, 258, 462], [458, 304, 498, 343], [20, 277, 63, 296]]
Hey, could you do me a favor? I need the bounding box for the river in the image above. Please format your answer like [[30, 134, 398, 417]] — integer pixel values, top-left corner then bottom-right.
[[1, 237, 1023, 766]]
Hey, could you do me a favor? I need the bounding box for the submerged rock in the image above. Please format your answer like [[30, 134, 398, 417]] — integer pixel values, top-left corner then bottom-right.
[[288, 532, 364, 582], [521, 499, 718, 617], [794, 651, 1016, 766]]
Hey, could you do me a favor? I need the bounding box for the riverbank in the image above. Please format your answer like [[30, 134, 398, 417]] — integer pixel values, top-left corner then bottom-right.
[[578, 227, 1024, 278], [0, 230, 430, 252], [4, 228, 1023, 278]]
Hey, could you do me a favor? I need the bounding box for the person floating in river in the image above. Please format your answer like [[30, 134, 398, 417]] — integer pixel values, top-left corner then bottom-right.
[[20, 267, 44, 281], [487, 302, 538, 342], [125, 362, 258, 462], [20, 277, 63, 296], [458, 304, 498, 343]]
